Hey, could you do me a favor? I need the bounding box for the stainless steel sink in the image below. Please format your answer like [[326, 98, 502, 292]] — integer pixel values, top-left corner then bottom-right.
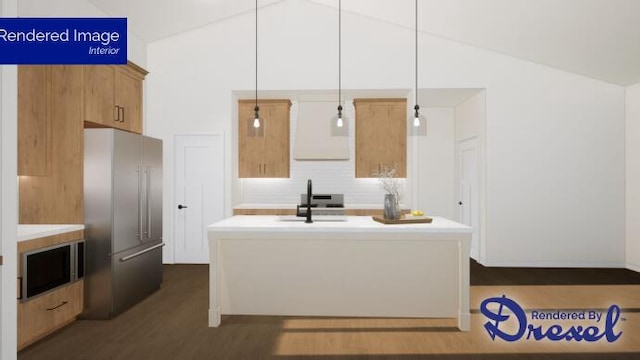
[[278, 215, 348, 222]]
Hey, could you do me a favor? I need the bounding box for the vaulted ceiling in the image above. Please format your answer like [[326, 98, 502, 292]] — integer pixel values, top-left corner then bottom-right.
[[88, 0, 640, 86]]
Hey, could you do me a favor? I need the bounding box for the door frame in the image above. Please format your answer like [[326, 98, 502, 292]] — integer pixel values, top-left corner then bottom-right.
[[455, 135, 482, 262], [1, 13, 19, 357], [173, 134, 225, 264]]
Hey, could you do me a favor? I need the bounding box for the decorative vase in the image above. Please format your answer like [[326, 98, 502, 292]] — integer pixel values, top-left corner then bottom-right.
[[383, 194, 400, 220]]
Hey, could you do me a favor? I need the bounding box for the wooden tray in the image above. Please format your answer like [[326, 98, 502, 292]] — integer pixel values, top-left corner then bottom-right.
[[372, 215, 433, 224]]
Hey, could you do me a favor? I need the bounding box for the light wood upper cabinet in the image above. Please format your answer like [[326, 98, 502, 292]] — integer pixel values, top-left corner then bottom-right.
[[238, 99, 291, 178], [18, 66, 51, 176], [354, 98, 407, 178], [83, 65, 115, 128], [115, 68, 143, 133], [84, 62, 147, 134], [18, 66, 84, 224]]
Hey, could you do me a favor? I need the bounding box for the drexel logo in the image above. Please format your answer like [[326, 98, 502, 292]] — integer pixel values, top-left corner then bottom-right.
[[480, 295, 622, 343]]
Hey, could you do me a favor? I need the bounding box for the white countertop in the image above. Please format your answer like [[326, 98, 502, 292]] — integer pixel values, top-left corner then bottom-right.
[[209, 215, 471, 235], [234, 203, 410, 210], [17, 224, 85, 242]]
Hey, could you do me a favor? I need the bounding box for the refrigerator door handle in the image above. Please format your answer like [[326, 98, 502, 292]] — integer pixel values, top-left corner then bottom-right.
[[120, 243, 165, 262], [137, 165, 142, 240], [145, 166, 151, 239]]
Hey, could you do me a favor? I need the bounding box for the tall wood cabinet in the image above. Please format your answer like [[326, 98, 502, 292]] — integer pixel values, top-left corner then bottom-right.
[[238, 99, 291, 178], [18, 66, 51, 176], [18, 65, 84, 224], [84, 62, 147, 134], [354, 98, 407, 178]]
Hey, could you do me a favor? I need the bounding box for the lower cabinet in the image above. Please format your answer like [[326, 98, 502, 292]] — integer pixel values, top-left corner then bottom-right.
[[17, 230, 85, 351], [17, 280, 84, 350]]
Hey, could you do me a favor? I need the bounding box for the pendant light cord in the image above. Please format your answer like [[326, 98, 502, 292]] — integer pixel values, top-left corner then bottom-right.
[[255, 0, 258, 111], [338, 0, 342, 108], [253, 0, 258, 113], [415, 0, 418, 107]]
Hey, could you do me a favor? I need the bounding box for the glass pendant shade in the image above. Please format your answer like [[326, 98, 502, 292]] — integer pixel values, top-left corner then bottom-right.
[[408, 104, 427, 136], [247, 105, 265, 137], [331, 105, 348, 137]]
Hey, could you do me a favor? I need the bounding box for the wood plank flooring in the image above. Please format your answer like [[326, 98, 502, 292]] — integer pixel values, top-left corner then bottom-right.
[[18, 264, 640, 360]]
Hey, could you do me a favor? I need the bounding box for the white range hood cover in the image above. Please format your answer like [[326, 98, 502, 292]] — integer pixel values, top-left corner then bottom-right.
[[293, 100, 349, 160]]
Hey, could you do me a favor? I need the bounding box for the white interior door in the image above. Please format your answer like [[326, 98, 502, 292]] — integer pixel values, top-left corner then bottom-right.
[[457, 137, 480, 260], [174, 135, 224, 263]]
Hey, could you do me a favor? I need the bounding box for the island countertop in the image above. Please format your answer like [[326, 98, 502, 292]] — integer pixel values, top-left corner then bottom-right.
[[208, 215, 471, 237]]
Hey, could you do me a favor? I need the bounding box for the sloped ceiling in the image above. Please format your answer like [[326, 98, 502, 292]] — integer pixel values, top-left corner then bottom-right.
[[89, 0, 640, 86]]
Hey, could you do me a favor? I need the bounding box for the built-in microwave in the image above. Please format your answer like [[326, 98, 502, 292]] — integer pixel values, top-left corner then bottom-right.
[[20, 240, 84, 301]]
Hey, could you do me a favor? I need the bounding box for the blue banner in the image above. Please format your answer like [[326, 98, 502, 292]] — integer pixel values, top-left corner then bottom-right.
[[0, 18, 127, 64]]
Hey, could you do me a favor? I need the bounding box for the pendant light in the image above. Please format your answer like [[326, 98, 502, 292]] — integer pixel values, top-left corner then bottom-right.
[[331, 0, 348, 137], [409, 0, 427, 136], [249, 0, 264, 137]]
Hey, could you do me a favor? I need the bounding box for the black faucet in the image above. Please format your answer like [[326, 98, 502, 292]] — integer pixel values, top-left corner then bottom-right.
[[305, 179, 313, 223], [295, 179, 313, 223]]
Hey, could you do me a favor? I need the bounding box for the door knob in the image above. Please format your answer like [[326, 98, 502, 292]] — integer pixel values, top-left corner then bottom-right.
[[178, 205, 188, 209]]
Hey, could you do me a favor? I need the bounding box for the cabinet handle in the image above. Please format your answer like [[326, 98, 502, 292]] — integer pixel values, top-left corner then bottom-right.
[[120, 106, 125, 122], [114, 106, 120, 122], [46, 301, 68, 311], [263, 163, 267, 174]]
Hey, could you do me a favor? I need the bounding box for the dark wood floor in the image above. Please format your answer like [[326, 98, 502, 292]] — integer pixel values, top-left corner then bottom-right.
[[470, 259, 640, 285], [18, 263, 640, 360]]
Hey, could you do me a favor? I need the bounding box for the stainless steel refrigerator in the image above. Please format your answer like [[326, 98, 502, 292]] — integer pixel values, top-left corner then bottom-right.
[[83, 128, 164, 319]]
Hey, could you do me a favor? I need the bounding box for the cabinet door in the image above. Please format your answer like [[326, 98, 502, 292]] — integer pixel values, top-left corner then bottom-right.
[[115, 68, 143, 134], [261, 101, 290, 177], [355, 99, 407, 178], [18, 66, 51, 176], [84, 65, 116, 127], [238, 99, 291, 178], [238, 100, 266, 177]]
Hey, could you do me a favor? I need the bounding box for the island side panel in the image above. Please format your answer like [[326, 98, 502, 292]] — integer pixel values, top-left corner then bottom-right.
[[458, 234, 472, 331], [216, 236, 460, 319]]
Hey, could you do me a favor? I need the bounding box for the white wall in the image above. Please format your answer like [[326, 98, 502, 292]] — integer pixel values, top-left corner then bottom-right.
[[415, 107, 455, 218], [0, 0, 19, 357], [18, 0, 147, 67], [627, 82, 640, 272], [147, 0, 625, 267]]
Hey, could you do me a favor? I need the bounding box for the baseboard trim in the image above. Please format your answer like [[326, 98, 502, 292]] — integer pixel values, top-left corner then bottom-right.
[[481, 260, 627, 268], [626, 262, 640, 273]]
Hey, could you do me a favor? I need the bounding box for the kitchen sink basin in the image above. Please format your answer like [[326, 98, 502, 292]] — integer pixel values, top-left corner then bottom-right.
[[278, 215, 348, 222]]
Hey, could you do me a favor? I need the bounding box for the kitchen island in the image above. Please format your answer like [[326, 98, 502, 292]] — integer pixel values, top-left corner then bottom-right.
[[207, 215, 472, 331]]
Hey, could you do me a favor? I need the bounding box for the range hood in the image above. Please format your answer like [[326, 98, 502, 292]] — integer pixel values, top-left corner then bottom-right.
[[293, 101, 349, 160]]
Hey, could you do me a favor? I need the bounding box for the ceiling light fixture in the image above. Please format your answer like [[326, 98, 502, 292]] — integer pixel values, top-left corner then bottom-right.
[[331, 0, 348, 137], [410, 0, 427, 136]]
